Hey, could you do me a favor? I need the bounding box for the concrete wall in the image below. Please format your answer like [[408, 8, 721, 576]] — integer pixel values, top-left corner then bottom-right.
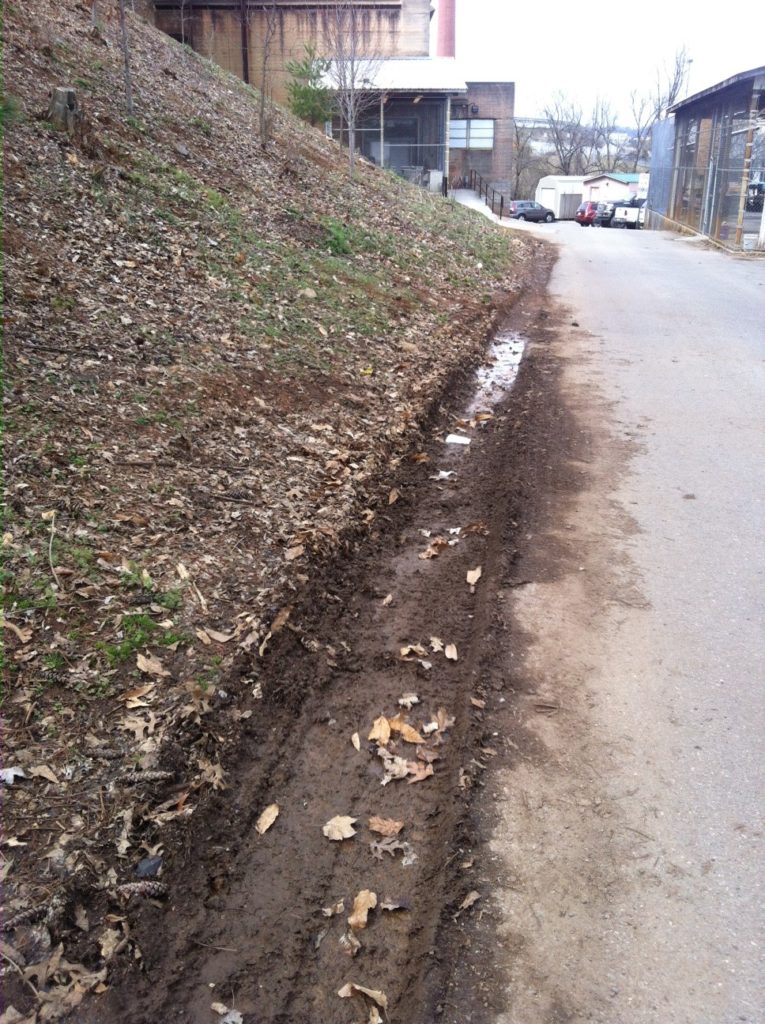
[[448, 81, 514, 186], [154, 1, 432, 105]]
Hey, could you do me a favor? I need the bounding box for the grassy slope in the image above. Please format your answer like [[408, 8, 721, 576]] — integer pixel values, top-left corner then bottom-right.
[[2, 0, 540, 1001]]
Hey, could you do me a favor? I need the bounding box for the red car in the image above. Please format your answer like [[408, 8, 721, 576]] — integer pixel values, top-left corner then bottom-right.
[[575, 201, 599, 226]]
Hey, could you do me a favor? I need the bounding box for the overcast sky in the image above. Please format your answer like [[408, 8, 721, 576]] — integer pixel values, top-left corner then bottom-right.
[[452, 0, 764, 122]]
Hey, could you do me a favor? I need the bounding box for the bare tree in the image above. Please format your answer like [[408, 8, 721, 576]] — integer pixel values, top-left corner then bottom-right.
[[542, 94, 600, 176], [117, 0, 134, 115], [591, 98, 626, 171], [255, 2, 279, 150], [323, 2, 383, 176], [629, 90, 654, 171], [652, 46, 690, 122], [511, 120, 552, 198], [628, 47, 691, 170]]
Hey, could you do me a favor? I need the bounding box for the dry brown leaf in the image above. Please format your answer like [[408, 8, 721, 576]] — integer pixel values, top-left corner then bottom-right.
[[348, 890, 377, 930], [382, 593, 393, 606], [339, 930, 362, 957], [436, 707, 456, 732], [387, 713, 425, 745], [285, 544, 305, 562], [337, 983, 388, 1011], [351, 732, 361, 751], [411, 452, 430, 463], [29, 764, 59, 784], [458, 890, 481, 912], [400, 643, 428, 659], [388, 488, 400, 505], [198, 758, 226, 790], [466, 566, 482, 587], [417, 747, 441, 764], [368, 716, 390, 745], [136, 652, 170, 677], [368, 816, 404, 836], [444, 643, 458, 661], [3, 620, 32, 644], [470, 697, 486, 709], [256, 803, 279, 835], [122, 683, 155, 704], [418, 536, 449, 560], [195, 628, 212, 645], [406, 762, 434, 784], [206, 628, 234, 643], [322, 816, 357, 841], [463, 521, 489, 536], [429, 636, 444, 652], [270, 606, 292, 633]]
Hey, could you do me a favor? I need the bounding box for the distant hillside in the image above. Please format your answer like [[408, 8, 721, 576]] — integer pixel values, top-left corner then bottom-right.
[[2, 2, 540, 1016]]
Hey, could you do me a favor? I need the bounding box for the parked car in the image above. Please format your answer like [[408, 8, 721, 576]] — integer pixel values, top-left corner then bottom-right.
[[508, 200, 555, 223], [575, 201, 599, 226], [594, 200, 617, 226], [611, 197, 647, 229]]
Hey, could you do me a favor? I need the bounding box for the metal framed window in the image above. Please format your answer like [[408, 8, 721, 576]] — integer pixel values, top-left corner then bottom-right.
[[449, 118, 494, 150]]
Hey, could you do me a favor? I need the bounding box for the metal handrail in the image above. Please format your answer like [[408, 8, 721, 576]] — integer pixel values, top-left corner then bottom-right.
[[468, 169, 509, 219]]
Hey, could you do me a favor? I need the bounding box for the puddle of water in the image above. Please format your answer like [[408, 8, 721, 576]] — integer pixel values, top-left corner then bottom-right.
[[466, 330, 526, 416]]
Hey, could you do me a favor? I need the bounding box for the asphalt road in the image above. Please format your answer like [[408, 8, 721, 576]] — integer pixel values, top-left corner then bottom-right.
[[489, 223, 765, 1022]]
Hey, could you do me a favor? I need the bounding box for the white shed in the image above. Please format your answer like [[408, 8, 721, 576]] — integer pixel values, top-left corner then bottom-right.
[[535, 175, 586, 219]]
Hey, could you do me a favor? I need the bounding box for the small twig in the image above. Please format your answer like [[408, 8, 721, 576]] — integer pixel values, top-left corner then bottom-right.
[[192, 939, 240, 953], [47, 512, 65, 593], [0, 949, 40, 1001], [208, 493, 259, 505]]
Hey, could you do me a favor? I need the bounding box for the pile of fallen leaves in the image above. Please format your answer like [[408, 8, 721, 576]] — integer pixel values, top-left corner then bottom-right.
[[2, 0, 540, 1016]]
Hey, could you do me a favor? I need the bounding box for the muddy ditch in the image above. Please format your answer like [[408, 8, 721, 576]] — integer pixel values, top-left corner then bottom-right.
[[51, 256, 570, 1024]]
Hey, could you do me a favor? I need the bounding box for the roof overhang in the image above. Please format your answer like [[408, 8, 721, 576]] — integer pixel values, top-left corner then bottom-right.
[[669, 65, 765, 114], [323, 57, 468, 96]]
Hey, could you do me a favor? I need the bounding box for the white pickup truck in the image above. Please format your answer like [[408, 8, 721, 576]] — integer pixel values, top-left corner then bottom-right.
[[612, 198, 647, 229]]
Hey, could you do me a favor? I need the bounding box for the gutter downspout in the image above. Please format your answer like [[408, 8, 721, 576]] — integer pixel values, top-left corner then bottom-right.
[[239, 0, 250, 84]]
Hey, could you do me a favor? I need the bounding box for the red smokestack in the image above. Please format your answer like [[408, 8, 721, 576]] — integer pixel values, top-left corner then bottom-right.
[[436, 0, 456, 58]]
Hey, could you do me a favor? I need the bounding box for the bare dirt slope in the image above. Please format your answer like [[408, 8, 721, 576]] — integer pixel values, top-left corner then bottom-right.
[[2, 1, 543, 1020]]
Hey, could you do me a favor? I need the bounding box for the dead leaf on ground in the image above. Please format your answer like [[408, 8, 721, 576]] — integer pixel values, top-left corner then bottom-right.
[[387, 713, 424, 744], [466, 566, 482, 588], [337, 982, 388, 1011], [463, 521, 489, 535], [456, 890, 481, 916], [382, 593, 393, 606], [285, 544, 305, 562], [444, 643, 458, 661], [418, 536, 449, 560], [368, 716, 390, 745], [270, 605, 292, 633], [322, 816, 357, 841], [136, 652, 170, 677], [351, 732, 361, 751], [436, 707, 456, 732], [398, 692, 419, 709], [205, 627, 235, 643], [198, 758, 226, 790], [400, 643, 428, 660], [470, 697, 486, 709], [430, 636, 444, 652], [322, 899, 345, 917], [339, 930, 362, 957], [29, 765, 59, 784], [406, 762, 434, 784], [3, 620, 32, 644], [122, 683, 155, 706], [255, 803, 279, 835], [348, 890, 377, 930], [368, 816, 404, 836], [388, 488, 400, 505]]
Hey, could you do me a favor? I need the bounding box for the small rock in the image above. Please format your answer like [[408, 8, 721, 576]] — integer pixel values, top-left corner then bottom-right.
[[174, 142, 191, 160], [135, 856, 163, 879]]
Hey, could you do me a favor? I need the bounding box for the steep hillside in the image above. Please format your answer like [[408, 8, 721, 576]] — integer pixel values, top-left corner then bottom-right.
[[2, 1, 541, 1018]]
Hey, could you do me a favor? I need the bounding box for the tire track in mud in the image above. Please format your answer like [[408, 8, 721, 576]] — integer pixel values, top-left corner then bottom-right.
[[86, 255, 564, 1024]]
